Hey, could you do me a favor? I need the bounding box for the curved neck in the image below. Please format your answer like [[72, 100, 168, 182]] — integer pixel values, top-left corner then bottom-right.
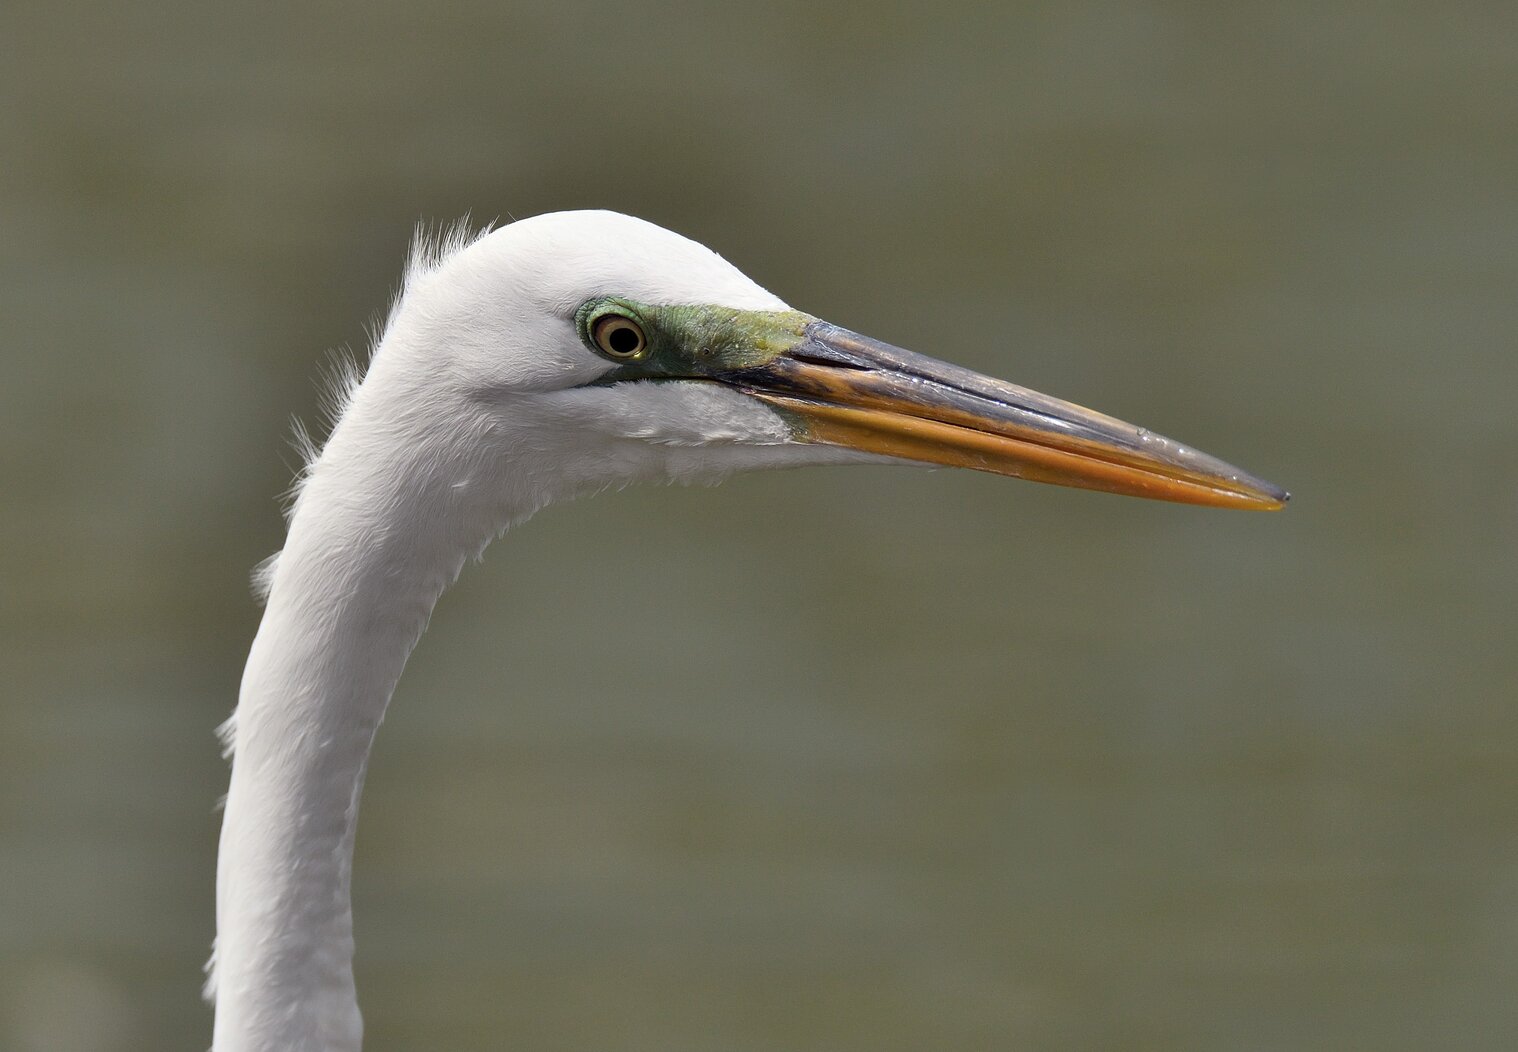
[[211, 374, 495, 1051]]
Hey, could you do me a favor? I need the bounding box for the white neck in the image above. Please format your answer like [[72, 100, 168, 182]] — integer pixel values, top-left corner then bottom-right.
[[211, 357, 502, 1052], [207, 217, 844, 1049]]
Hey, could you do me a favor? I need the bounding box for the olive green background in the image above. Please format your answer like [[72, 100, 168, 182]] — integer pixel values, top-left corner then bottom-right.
[[4, 3, 1515, 1050]]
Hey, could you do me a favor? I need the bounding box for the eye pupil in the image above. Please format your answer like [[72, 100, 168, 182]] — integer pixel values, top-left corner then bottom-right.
[[607, 325, 640, 355]]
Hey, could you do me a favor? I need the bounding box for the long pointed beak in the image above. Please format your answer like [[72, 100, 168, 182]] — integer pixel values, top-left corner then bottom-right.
[[725, 322, 1287, 510]]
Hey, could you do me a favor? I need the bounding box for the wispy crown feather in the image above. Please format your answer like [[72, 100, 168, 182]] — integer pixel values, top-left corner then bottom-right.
[[249, 217, 496, 603]]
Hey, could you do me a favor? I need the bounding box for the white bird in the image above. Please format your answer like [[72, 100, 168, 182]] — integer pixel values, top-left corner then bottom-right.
[[209, 210, 1285, 1051]]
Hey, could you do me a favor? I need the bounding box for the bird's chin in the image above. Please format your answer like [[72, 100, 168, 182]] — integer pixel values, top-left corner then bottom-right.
[[668, 441, 892, 489]]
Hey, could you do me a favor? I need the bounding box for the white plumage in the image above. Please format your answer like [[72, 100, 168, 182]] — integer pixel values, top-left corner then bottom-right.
[[211, 209, 1283, 1051], [211, 212, 876, 1052]]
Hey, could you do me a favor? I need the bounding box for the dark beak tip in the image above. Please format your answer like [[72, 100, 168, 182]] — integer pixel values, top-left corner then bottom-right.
[[1258, 479, 1291, 507]]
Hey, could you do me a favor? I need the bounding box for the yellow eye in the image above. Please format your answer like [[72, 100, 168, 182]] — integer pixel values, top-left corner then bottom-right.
[[591, 314, 647, 359]]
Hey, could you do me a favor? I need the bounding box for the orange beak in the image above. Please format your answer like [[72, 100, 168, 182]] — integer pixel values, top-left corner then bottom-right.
[[728, 322, 1287, 510]]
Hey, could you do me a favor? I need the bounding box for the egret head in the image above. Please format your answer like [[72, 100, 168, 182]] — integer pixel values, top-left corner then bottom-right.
[[370, 210, 1286, 513]]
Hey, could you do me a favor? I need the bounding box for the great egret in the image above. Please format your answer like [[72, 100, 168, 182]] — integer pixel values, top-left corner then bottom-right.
[[209, 210, 1285, 1051]]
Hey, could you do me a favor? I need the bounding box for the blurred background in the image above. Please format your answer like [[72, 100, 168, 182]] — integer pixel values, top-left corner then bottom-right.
[[3, 2, 1515, 1049]]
